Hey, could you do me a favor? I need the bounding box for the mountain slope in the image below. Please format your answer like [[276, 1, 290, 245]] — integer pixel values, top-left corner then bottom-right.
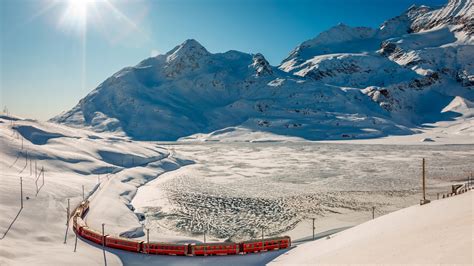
[[53, 0, 473, 141], [52, 40, 410, 141], [280, 0, 473, 127]]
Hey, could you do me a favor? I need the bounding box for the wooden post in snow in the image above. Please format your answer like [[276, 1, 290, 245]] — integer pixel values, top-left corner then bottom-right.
[[312, 218, 315, 240], [372, 206, 375, 219], [74, 233, 78, 252], [64, 198, 70, 244], [20, 177, 23, 209], [420, 158, 430, 205], [147, 228, 150, 254], [203, 228, 207, 256], [102, 223, 107, 266], [102, 223, 105, 248], [422, 158, 426, 200]]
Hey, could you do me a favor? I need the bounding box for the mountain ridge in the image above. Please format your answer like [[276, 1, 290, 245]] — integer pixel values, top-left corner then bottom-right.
[[52, 0, 473, 141]]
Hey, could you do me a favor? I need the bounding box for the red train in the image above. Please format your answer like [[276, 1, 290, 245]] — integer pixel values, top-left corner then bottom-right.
[[72, 200, 291, 256]]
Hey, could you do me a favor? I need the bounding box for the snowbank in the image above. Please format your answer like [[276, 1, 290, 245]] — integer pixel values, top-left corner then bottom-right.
[[271, 190, 473, 265]]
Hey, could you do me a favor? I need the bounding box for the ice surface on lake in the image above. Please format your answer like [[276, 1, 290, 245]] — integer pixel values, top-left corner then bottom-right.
[[134, 143, 473, 241]]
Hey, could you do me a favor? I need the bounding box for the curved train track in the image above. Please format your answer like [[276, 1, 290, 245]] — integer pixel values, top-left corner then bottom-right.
[[72, 200, 291, 256]]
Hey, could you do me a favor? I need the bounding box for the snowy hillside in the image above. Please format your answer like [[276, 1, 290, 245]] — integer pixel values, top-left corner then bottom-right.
[[52, 40, 412, 141], [1, 115, 473, 265], [53, 0, 474, 141], [0, 114, 193, 265], [271, 190, 473, 265], [281, 0, 473, 127]]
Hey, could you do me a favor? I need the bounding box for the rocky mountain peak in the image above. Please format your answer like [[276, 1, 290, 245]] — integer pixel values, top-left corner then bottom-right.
[[251, 53, 273, 76], [411, 0, 473, 35], [164, 39, 211, 77], [166, 39, 210, 62]]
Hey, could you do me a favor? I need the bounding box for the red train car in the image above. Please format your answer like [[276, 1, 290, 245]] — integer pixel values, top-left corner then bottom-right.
[[72, 199, 293, 257], [262, 236, 291, 250], [81, 227, 107, 245], [105, 236, 143, 252], [190, 242, 240, 256], [241, 236, 291, 253], [142, 242, 188, 256]]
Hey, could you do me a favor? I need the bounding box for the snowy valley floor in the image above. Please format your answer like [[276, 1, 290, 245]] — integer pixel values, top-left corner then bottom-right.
[[0, 115, 473, 265]]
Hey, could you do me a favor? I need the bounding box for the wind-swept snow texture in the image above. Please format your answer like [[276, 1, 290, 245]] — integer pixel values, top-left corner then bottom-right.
[[52, 0, 473, 142], [270, 190, 473, 265], [0, 115, 190, 265], [1, 117, 472, 265]]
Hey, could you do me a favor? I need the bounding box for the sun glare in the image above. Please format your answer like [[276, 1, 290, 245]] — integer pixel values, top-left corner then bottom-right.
[[60, 0, 101, 33]]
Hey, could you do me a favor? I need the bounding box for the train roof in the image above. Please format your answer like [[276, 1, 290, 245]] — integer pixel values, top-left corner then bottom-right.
[[145, 242, 189, 246], [106, 235, 143, 243], [191, 242, 238, 246], [241, 236, 291, 244]]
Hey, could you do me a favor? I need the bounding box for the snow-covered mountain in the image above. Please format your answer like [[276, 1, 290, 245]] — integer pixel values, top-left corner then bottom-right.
[[53, 0, 473, 141], [280, 0, 473, 125], [53, 39, 408, 140]]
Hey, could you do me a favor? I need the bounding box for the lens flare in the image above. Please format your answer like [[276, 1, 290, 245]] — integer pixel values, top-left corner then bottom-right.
[[59, 0, 100, 34]]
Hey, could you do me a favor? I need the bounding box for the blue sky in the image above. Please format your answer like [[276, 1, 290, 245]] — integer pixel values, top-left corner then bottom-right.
[[1, 0, 447, 120]]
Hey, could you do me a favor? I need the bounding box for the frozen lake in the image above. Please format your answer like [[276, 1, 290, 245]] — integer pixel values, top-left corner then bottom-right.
[[132, 142, 473, 242]]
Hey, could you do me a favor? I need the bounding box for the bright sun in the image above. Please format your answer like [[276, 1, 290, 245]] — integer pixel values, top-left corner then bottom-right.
[[61, 0, 102, 33]]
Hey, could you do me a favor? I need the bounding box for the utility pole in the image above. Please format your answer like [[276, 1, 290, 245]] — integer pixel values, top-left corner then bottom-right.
[[470, 173, 473, 189], [372, 206, 375, 219], [64, 198, 70, 244], [420, 158, 430, 205], [20, 177, 23, 209], [203, 228, 206, 256], [102, 223, 107, 266], [312, 218, 315, 240], [74, 233, 78, 252], [147, 228, 150, 254], [422, 158, 426, 200], [102, 223, 106, 248]]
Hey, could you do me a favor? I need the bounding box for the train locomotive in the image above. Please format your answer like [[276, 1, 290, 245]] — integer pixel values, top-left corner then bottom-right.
[[72, 200, 291, 256]]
